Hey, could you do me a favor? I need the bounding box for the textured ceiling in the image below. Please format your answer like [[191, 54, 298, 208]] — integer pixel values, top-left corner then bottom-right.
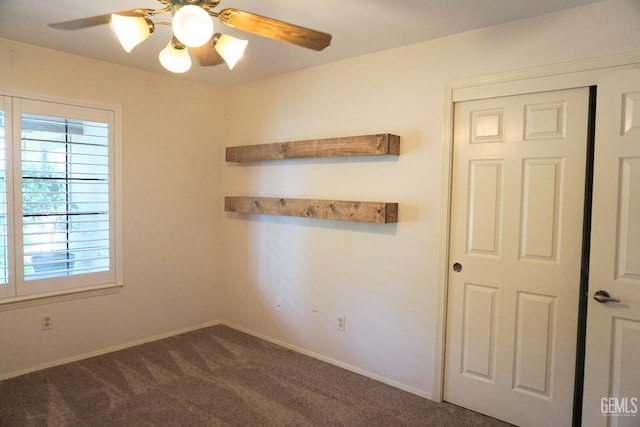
[[0, 0, 602, 87]]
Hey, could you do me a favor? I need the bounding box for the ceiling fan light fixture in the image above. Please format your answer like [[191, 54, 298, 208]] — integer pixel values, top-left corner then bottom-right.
[[214, 34, 248, 70], [50, 4, 332, 75], [111, 14, 154, 53], [159, 39, 192, 73], [172, 5, 213, 48]]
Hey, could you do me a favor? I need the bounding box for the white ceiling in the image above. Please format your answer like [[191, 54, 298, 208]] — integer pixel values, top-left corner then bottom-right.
[[0, 0, 602, 87]]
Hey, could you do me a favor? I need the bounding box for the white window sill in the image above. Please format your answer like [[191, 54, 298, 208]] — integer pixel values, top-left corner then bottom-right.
[[0, 283, 123, 312]]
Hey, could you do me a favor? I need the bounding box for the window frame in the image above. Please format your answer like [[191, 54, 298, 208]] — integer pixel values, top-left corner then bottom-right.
[[0, 91, 122, 305]]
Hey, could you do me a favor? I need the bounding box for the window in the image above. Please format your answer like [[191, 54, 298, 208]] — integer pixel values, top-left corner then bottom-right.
[[0, 95, 119, 301]]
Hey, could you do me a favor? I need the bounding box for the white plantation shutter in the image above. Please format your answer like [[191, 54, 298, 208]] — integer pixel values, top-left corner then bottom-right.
[[0, 101, 9, 295], [21, 113, 110, 281], [0, 96, 118, 299]]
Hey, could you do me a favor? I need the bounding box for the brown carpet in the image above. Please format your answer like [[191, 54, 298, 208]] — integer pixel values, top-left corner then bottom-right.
[[0, 325, 511, 426]]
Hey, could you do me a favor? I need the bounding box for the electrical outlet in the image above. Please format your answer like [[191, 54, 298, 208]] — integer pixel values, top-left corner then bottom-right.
[[337, 315, 346, 331], [276, 297, 283, 312], [41, 314, 53, 330]]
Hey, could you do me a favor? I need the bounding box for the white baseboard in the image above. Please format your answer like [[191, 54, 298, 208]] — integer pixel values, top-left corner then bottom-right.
[[0, 320, 223, 381], [2, 320, 433, 402], [221, 321, 433, 401]]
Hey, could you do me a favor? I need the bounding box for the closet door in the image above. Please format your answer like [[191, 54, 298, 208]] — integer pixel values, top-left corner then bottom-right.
[[582, 68, 640, 426], [445, 88, 590, 426]]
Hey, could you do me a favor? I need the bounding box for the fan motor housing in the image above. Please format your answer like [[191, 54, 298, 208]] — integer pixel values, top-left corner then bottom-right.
[[157, 0, 221, 8]]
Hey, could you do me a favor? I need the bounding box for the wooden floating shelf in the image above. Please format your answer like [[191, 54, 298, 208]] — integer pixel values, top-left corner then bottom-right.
[[226, 134, 400, 162], [225, 197, 398, 224]]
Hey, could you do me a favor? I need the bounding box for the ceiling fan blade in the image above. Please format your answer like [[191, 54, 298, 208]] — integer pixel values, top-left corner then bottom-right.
[[192, 41, 225, 67], [49, 9, 155, 30], [217, 8, 331, 51]]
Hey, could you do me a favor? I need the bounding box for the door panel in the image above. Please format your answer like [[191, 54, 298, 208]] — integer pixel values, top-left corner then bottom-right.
[[467, 160, 503, 255], [582, 68, 640, 426], [513, 291, 556, 397], [617, 158, 640, 278], [462, 283, 498, 381], [445, 88, 590, 426], [521, 158, 562, 261]]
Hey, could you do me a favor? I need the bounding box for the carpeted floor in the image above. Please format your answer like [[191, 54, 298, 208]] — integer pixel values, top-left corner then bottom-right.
[[0, 325, 511, 426]]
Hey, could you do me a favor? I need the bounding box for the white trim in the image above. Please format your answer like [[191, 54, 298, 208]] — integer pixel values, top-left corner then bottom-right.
[[222, 321, 432, 400], [0, 87, 121, 115], [1, 318, 431, 400], [0, 320, 223, 380], [113, 106, 124, 286], [0, 282, 123, 312], [0, 95, 16, 299], [432, 80, 454, 403], [433, 50, 640, 403], [449, 51, 640, 95]]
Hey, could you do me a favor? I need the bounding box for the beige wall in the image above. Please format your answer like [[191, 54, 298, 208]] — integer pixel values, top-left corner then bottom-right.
[[0, 40, 226, 375], [221, 0, 640, 396], [0, 0, 639, 399]]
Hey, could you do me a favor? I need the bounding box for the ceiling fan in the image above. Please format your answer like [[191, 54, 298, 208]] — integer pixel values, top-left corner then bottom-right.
[[49, 0, 332, 73]]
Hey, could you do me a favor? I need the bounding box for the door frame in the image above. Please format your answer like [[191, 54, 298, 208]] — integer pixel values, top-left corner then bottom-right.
[[433, 51, 640, 406]]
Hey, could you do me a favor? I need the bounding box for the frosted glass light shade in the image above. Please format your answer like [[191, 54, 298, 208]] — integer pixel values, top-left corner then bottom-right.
[[112, 14, 152, 53], [172, 5, 213, 47], [159, 42, 192, 73], [215, 34, 248, 70]]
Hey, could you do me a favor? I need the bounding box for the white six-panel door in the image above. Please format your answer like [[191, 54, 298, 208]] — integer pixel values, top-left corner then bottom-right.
[[445, 88, 590, 426], [582, 68, 640, 427]]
